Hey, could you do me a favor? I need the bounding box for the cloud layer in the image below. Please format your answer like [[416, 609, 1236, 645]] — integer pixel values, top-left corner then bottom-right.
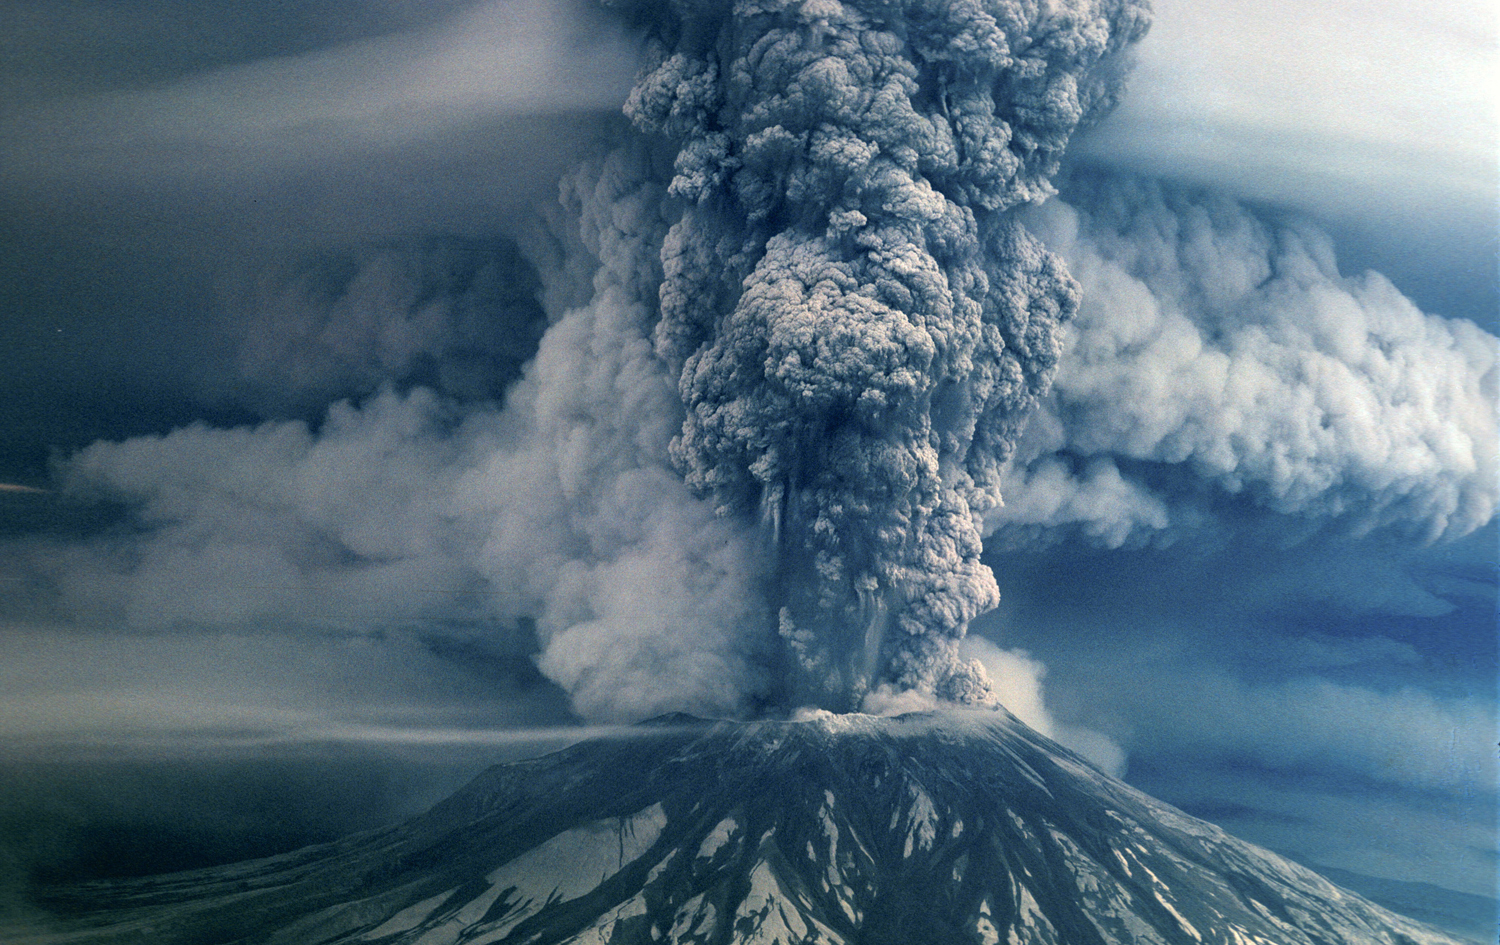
[[992, 175, 1498, 547], [1068, 0, 1499, 321], [0, 0, 641, 191]]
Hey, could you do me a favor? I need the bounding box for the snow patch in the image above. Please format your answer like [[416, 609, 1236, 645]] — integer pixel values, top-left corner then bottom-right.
[[1153, 893, 1201, 942], [569, 894, 651, 945], [358, 889, 450, 940], [835, 887, 858, 926], [1131, 853, 1201, 942], [736, 859, 842, 944], [460, 803, 667, 944], [668, 893, 716, 942], [646, 849, 676, 884], [1225, 924, 1279, 945], [901, 782, 939, 858], [997, 744, 1053, 796], [816, 791, 843, 892], [698, 817, 737, 860], [1046, 829, 1168, 944], [1013, 884, 1050, 939], [976, 897, 1000, 945]]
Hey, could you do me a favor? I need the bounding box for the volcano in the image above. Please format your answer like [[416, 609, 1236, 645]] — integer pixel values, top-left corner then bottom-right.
[[7, 712, 1465, 944]]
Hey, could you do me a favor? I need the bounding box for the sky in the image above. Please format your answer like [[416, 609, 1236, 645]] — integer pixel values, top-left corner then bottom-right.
[[0, 0, 1495, 939]]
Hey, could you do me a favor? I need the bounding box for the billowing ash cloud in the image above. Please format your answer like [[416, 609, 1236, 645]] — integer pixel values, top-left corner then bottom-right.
[[991, 174, 1499, 548], [613, 0, 1151, 710], [455, 144, 778, 721], [14, 0, 1154, 723], [215, 238, 547, 412]]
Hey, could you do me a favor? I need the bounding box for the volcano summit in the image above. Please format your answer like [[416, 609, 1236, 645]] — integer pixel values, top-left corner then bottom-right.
[[8, 712, 1466, 945]]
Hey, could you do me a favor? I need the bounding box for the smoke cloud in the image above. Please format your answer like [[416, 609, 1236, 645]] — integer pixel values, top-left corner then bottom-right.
[[15, 1, 1492, 733], [11, 0, 1157, 721], [621, 0, 1151, 709], [993, 174, 1498, 547], [216, 238, 547, 412]]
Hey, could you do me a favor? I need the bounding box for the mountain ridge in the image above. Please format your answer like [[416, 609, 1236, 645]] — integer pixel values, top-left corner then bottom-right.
[[5, 711, 1471, 944]]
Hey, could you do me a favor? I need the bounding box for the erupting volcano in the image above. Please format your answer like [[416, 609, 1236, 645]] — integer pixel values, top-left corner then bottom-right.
[[8, 714, 1468, 945]]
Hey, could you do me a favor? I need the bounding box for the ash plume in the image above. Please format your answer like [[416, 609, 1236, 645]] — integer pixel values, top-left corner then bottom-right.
[[992, 175, 1499, 548], [15, 0, 1158, 723], [217, 238, 547, 412], [610, 0, 1151, 710]]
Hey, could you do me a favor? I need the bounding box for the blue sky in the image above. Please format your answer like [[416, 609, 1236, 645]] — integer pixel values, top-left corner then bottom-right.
[[0, 0, 1494, 938]]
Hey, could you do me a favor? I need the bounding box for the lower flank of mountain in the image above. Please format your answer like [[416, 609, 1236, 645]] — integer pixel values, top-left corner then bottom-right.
[[3, 711, 1470, 944]]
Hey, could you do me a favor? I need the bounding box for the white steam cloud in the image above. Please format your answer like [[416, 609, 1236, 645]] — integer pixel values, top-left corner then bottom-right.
[[458, 145, 776, 720], [961, 637, 1126, 776], [45, 391, 489, 632], [993, 175, 1498, 547]]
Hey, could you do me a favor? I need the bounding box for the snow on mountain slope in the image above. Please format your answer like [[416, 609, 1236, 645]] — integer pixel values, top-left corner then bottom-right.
[[4, 711, 1469, 944]]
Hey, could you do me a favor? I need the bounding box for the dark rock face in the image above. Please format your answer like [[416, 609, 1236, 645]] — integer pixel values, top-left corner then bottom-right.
[[6, 712, 1466, 944]]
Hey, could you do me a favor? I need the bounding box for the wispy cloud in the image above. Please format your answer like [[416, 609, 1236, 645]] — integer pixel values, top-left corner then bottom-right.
[[1072, 0, 1498, 318], [0, 0, 641, 190]]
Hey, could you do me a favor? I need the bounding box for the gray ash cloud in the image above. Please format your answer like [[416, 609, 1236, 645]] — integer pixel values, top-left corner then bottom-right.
[[9, 0, 1493, 731], [993, 174, 1498, 548], [608, 0, 1151, 709]]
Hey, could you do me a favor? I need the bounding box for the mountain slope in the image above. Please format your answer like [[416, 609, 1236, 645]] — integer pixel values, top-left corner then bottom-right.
[[6, 711, 1469, 944]]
